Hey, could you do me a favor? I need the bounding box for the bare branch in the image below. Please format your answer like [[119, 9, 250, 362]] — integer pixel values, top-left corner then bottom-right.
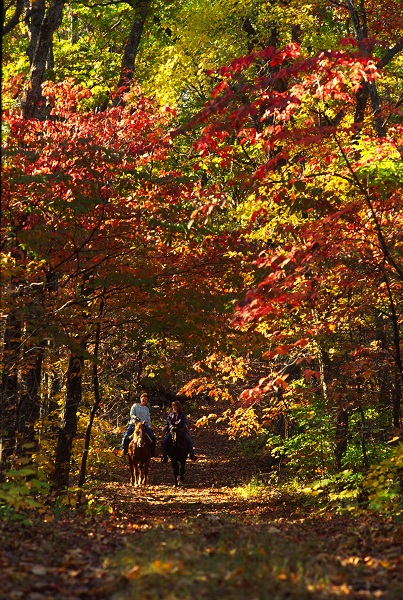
[[380, 41, 403, 68], [2, 0, 24, 35]]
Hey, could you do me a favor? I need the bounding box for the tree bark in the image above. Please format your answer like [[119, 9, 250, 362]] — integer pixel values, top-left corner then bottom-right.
[[17, 339, 46, 450], [383, 275, 403, 427], [22, 0, 66, 119], [334, 409, 349, 470], [78, 298, 105, 487], [0, 310, 22, 476], [24, 0, 46, 64], [392, 371, 402, 430], [344, 0, 402, 137], [2, 0, 24, 35], [52, 344, 85, 492], [112, 0, 151, 107], [358, 404, 369, 470]]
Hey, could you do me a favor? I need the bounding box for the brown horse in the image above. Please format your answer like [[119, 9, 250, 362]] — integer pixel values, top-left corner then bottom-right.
[[128, 420, 152, 486]]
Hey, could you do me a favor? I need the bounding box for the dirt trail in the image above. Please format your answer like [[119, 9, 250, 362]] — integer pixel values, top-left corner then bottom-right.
[[99, 421, 264, 538], [113, 420, 256, 498], [1, 420, 402, 600], [0, 422, 259, 600]]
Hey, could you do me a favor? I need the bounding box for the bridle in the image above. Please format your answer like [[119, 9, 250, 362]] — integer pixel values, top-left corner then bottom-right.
[[170, 419, 185, 448], [134, 421, 147, 448]]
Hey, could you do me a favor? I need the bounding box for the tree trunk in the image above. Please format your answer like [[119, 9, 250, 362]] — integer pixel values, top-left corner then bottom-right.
[[22, 0, 66, 119], [24, 0, 46, 64], [358, 404, 369, 471], [17, 339, 46, 450], [346, 0, 401, 137], [77, 361, 100, 488], [392, 371, 402, 430], [2, 0, 24, 35], [0, 310, 22, 476], [78, 298, 104, 486], [112, 0, 151, 107], [52, 345, 85, 492], [383, 275, 402, 427], [334, 409, 349, 470]]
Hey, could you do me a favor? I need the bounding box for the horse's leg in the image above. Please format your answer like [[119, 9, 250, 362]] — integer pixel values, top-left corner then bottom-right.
[[135, 463, 140, 486], [144, 460, 149, 485], [128, 457, 135, 486], [141, 462, 147, 485], [180, 458, 186, 482], [172, 459, 179, 486]]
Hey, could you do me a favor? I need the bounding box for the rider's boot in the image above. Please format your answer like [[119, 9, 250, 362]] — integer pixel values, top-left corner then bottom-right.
[[123, 437, 130, 455], [151, 441, 156, 457], [187, 442, 196, 461]]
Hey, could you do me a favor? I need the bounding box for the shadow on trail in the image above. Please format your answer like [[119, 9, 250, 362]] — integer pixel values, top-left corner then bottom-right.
[[104, 430, 402, 600], [1, 424, 400, 600], [106, 494, 403, 600]]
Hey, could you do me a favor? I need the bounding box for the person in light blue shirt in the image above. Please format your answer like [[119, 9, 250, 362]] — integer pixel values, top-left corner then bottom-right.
[[121, 392, 156, 456]]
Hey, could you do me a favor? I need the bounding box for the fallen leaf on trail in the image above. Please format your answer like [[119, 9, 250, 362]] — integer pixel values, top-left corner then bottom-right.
[[1, 404, 402, 600], [124, 565, 141, 580], [224, 568, 244, 581], [30, 565, 47, 576]]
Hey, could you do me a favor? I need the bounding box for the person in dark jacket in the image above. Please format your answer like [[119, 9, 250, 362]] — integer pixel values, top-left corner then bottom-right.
[[161, 400, 196, 462]]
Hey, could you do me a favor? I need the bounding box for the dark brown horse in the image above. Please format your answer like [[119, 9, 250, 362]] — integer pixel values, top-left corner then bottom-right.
[[128, 420, 152, 486], [166, 419, 188, 486]]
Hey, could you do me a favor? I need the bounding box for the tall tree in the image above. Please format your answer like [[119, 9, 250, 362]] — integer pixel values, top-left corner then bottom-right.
[[2, 77, 252, 486], [22, 0, 67, 118], [181, 1, 403, 471], [112, 0, 151, 106]]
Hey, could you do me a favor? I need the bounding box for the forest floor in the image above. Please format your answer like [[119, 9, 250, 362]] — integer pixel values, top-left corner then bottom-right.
[[1, 412, 403, 600]]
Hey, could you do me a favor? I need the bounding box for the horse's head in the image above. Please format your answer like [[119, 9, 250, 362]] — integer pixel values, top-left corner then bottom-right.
[[133, 420, 147, 447], [170, 419, 185, 447]]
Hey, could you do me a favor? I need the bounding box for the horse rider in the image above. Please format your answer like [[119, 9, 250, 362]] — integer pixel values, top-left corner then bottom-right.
[[121, 392, 157, 456], [161, 400, 196, 462]]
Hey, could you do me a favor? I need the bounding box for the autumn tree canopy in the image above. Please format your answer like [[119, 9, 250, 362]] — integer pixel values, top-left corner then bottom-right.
[[1, 0, 402, 511]]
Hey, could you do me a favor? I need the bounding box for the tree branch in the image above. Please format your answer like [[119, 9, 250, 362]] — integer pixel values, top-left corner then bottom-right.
[[2, 0, 24, 35], [380, 41, 403, 68]]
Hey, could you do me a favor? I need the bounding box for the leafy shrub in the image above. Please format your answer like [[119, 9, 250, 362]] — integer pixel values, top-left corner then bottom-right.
[[0, 459, 50, 523], [362, 442, 403, 515]]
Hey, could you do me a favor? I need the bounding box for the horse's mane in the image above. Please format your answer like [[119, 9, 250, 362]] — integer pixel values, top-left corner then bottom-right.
[[132, 421, 149, 446]]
